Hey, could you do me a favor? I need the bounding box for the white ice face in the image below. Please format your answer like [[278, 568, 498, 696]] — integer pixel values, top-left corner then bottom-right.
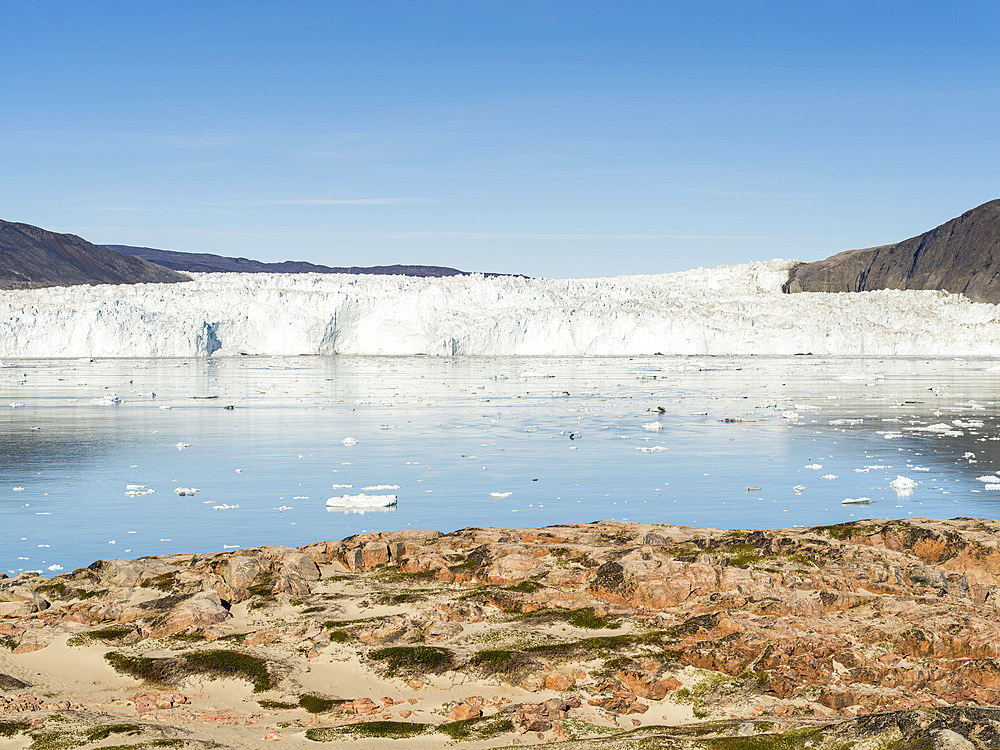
[[2, 260, 999, 357]]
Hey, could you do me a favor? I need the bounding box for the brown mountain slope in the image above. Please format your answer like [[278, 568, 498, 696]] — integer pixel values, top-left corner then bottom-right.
[[0, 221, 189, 290], [783, 199, 1000, 302]]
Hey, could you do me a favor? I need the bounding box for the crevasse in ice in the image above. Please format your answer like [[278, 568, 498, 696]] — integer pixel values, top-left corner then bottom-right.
[[2, 259, 1000, 357]]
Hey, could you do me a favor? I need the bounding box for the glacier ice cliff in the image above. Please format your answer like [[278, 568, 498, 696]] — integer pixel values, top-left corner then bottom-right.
[[2, 259, 1000, 357]]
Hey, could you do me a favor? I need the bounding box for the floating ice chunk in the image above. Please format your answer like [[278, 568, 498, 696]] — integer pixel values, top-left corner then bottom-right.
[[842, 497, 873, 505], [829, 418, 863, 425], [159, 405, 172, 410], [235, 468, 243, 473], [804, 464, 822, 470], [821, 474, 838, 480], [47, 564, 62, 571], [9, 402, 24, 408], [12, 487, 24, 492], [175, 442, 191, 450], [213, 503, 239, 510], [174, 487, 199, 496], [977, 475, 1000, 483], [124, 489, 155, 497], [90, 393, 122, 405], [126, 484, 147, 490], [890, 475, 918, 490], [985, 485, 1000, 491], [361, 484, 400, 491], [342, 436, 359, 446], [636, 446, 668, 453], [223, 544, 241, 549], [490, 491, 513, 499], [954, 419, 985, 428], [292, 496, 309, 500], [326, 493, 397, 508], [793, 485, 807, 492], [641, 422, 665, 431], [782, 411, 800, 420], [332, 484, 353, 489]]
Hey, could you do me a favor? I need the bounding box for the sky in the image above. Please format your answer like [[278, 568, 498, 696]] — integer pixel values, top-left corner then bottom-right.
[[1, 1, 998, 278]]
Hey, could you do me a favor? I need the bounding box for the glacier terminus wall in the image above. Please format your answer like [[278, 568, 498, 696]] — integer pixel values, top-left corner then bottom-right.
[[2, 259, 1000, 357]]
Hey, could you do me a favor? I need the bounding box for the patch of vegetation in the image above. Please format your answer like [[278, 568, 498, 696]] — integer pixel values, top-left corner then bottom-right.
[[506, 580, 540, 594], [468, 649, 534, 679], [36, 581, 67, 597], [783, 552, 817, 568], [298, 694, 344, 714], [77, 588, 107, 600], [436, 715, 515, 741], [814, 524, 857, 541], [0, 720, 30, 737], [142, 573, 179, 592], [104, 652, 183, 684], [305, 721, 431, 740], [246, 573, 276, 597], [0, 636, 17, 650], [369, 646, 451, 674], [376, 592, 422, 605], [695, 726, 828, 749], [672, 670, 769, 719], [258, 699, 297, 710], [567, 608, 620, 629], [524, 630, 668, 655], [182, 649, 272, 692], [327, 629, 351, 644], [300, 605, 324, 614], [85, 724, 143, 742], [88, 625, 133, 642]]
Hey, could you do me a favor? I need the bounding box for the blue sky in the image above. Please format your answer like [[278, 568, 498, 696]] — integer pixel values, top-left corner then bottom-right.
[[1, 1, 998, 277]]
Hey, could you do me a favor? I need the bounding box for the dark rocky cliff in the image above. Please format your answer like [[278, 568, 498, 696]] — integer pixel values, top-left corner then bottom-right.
[[0, 221, 189, 289], [784, 199, 1000, 302]]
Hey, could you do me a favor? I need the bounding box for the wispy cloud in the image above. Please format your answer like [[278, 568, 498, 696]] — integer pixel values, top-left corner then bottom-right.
[[385, 231, 779, 240]]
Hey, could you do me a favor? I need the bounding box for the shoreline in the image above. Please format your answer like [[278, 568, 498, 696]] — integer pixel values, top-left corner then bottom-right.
[[3, 517, 1000, 747]]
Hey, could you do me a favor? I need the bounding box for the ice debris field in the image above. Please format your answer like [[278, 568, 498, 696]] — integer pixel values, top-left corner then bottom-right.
[[5, 260, 1000, 356], [6, 355, 1000, 575]]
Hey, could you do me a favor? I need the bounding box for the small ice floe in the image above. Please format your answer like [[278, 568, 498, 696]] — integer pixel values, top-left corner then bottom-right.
[[490, 491, 513, 499], [174, 487, 199, 496], [954, 419, 985, 429], [292, 496, 309, 500], [821, 474, 838, 480], [126, 484, 146, 490], [890, 475, 918, 491], [158, 405, 172, 410], [326, 493, 397, 508], [842, 497, 873, 505], [866, 465, 890, 470], [47, 564, 62, 571], [804, 464, 822, 470], [781, 411, 800, 420], [223, 544, 241, 549], [175, 442, 191, 450], [9, 402, 25, 408], [636, 446, 668, 453], [641, 422, 665, 431], [977, 475, 1000, 483], [332, 484, 353, 489], [747, 486, 762, 492], [235, 468, 243, 473], [829, 418, 863, 425], [12, 487, 24, 492], [213, 503, 239, 510], [90, 393, 122, 406], [793, 485, 807, 493], [342, 436, 359, 446], [361, 484, 400, 491], [275, 505, 293, 511], [125, 488, 155, 497]]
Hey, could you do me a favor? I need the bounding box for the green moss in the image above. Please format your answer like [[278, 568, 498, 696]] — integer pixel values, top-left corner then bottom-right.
[[182, 649, 272, 692], [77, 588, 107, 600], [506, 580, 540, 594], [142, 573, 179, 592], [696, 726, 827, 749], [305, 721, 431, 740], [0, 636, 17, 650], [298, 694, 344, 714], [258, 699, 297, 710], [300, 605, 324, 614], [369, 646, 451, 674], [524, 630, 667, 655], [814, 524, 856, 541], [436, 715, 515, 741], [327, 629, 351, 644], [85, 724, 143, 742], [104, 652, 179, 683], [0, 720, 30, 738], [88, 625, 133, 642], [567, 608, 620, 629], [246, 573, 276, 597], [35, 581, 67, 597]]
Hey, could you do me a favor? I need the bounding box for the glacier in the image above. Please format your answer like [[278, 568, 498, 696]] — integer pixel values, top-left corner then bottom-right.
[[2, 259, 1000, 357]]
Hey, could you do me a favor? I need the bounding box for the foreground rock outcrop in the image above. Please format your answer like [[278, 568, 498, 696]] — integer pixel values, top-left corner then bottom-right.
[[784, 199, 1000, 302], [5, 518, 1000, 747]]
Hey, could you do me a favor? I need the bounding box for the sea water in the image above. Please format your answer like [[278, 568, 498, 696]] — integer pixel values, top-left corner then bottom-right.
[[3, 355, 1000, 575]]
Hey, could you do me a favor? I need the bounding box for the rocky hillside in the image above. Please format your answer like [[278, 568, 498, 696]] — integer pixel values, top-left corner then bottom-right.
[[105, 244, 493, 278], [784, 199, 1000, 302], [5, 518, 1000, 747], [0, 221, 189, 289]]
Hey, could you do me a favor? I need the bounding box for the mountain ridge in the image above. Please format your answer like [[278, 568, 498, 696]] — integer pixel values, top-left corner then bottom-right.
[[783, 199, 1000, 302]]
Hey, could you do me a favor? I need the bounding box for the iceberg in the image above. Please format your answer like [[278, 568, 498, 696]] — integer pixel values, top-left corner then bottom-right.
[[326, 493, 397, 508], [4, 260, 1000, 356]]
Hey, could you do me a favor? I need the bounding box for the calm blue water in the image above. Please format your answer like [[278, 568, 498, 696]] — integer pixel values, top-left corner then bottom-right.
[[3, 356, 1000, 575]]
